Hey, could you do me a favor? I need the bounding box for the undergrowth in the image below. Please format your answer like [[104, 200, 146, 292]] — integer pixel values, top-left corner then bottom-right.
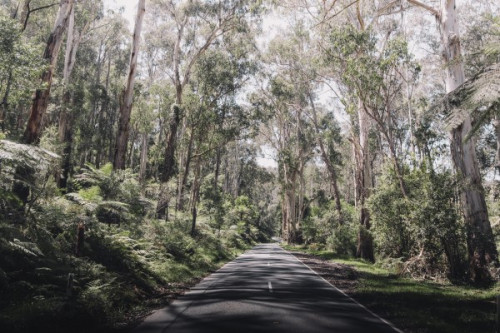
[[0, 147, 260, 333]]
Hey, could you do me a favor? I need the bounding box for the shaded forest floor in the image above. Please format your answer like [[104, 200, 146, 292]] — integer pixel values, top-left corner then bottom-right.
[[287, 246, 498, 333]]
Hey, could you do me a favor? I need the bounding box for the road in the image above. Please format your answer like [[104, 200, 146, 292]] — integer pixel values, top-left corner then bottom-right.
[[133, 244, 402, 333]]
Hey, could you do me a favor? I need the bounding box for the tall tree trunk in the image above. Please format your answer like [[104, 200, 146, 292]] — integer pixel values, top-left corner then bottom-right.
[[113, 0, 145, 170], [0, 71, 13, 132], [57, 3, 78, 188], [355, 100, 374, 262], [23, 0, 74, 144], [18, 0, 31, 31], [177, 130, 194, 211], [157, 104, 182, 219], [159, 104, 181, 182], [160, 18, 186, 182], [214, 146, 222, 188], [437, 0, 498, 283], [57, 92, 73, 189], [139, 132, 148, 183], [494, 115, 500, 178], [190, 157, 202, 236]]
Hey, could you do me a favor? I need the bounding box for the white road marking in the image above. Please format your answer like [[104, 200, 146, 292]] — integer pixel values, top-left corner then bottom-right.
[[283, 248, 404, 333], [268, 281, 273, 293], [267, 262, 270, 266]]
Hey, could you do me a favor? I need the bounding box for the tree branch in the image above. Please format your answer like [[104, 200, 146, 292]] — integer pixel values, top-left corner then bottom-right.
[[407, 0, 440, 19]]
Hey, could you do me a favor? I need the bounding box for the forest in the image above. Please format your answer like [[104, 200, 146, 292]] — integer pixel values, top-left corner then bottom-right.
[[0, 0, 499, 332]]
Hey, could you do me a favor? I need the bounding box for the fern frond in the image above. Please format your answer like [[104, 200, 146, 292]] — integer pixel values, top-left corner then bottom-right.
[[437, 63, 500, 132], [8, 239, 44, 257]]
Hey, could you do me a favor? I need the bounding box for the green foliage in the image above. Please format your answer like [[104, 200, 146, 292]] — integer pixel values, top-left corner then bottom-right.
[[301, 198, 357, 256], [78, 185, 102, 202], [0, 16, 46, 135], [369, 164, 466, 278]]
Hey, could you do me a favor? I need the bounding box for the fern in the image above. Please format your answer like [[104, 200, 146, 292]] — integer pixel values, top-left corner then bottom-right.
[[7, 239, 44, 257], [438, 63, 500, 135]]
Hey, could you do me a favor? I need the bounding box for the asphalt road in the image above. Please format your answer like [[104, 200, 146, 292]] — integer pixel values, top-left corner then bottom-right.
[[133, 244, 402, 333]]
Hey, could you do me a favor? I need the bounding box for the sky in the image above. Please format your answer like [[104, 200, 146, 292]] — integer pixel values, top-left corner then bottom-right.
[[104, 0, 137, 30]]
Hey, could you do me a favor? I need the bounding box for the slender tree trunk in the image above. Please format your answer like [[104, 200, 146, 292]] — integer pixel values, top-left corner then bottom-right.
[[384, 129, 408, 198], [139, 132, 148, 182], [160, 104, 181, 182], [23, 0, 74, 144], [113, 0, 145, 169], [214, 146, 222, 188], [18, 0, 31, 31], [0, 71, 13, 132], [57, 92, 73, 189], [356, 100, 374, 262], [57, 3, 78, 188], [494, 115, 500, 177], [177, 130, 194, 211], [190, 157, 202, 236]]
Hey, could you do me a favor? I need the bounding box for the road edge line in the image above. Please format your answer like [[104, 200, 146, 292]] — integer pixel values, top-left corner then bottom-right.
[[282, 246, 404, 333]]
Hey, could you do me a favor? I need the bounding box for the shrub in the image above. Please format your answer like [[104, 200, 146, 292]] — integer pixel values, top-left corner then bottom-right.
[[369, 164, 466, 279]]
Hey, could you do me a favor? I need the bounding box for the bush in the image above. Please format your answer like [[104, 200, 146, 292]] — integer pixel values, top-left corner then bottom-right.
[[369, 164, 466, 279]]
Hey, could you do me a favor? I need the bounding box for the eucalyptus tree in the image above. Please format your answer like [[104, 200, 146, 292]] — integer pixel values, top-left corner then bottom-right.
[[23, 0, 74, 144], [0, 14, 45, 134], [184, 42, 257, 232], [256, 25, 320, 242], [113, 0, 145, 170], [71, 11, 130, 169], [148, 0, 263, 184], [405, 0, 498, 284], [57, 0, 101, 188]]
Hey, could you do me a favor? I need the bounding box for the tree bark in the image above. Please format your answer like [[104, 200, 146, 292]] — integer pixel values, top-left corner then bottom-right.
[[159, 104, 182, 182], [494, 115, 500, 177], [57, 3, 78, 188], [438, 0, 498, 284], [190, 157, 202, 236], [139, 132, 148, 183], [23, 0, 74, 144], [355, 99, 374, 262], [113, 0, 145, 170], [177, 130, 194, 211]]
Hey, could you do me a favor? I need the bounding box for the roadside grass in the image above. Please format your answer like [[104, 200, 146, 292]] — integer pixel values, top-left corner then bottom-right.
[[285, 245, 498, 333]]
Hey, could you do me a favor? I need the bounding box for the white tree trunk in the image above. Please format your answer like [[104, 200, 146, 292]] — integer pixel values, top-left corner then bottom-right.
[[440, 0, 498, 283], [113, 0, 145, 169], [356, 99, 374, 261]]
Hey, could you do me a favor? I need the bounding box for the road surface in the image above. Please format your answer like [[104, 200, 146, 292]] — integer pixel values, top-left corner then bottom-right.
[[133, 244, 402, 333]]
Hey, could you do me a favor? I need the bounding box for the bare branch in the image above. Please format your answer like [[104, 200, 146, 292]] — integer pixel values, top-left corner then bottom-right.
[[407, 0, 440, 19]]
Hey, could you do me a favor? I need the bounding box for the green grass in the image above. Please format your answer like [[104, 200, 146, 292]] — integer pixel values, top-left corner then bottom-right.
[[285, 245, 498, 333]]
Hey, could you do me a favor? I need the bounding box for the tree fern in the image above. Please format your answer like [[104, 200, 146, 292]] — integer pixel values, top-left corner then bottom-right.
[[439, 63, 500, 138]]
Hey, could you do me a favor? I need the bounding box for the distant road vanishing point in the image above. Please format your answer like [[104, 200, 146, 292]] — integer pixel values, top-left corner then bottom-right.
[[133, 244, 402, 333]]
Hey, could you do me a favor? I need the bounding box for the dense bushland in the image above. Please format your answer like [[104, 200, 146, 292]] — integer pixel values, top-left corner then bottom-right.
[[0, 140, 270, 332]]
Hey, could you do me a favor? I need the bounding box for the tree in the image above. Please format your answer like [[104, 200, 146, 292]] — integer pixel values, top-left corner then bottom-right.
[[57, 1, 99, 188], [150, 0, 262, 183], [0, 15, 45, 134], [407, 0, 498, 284], [113, 0, 146, 170], [23, 0, 74, 144]]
